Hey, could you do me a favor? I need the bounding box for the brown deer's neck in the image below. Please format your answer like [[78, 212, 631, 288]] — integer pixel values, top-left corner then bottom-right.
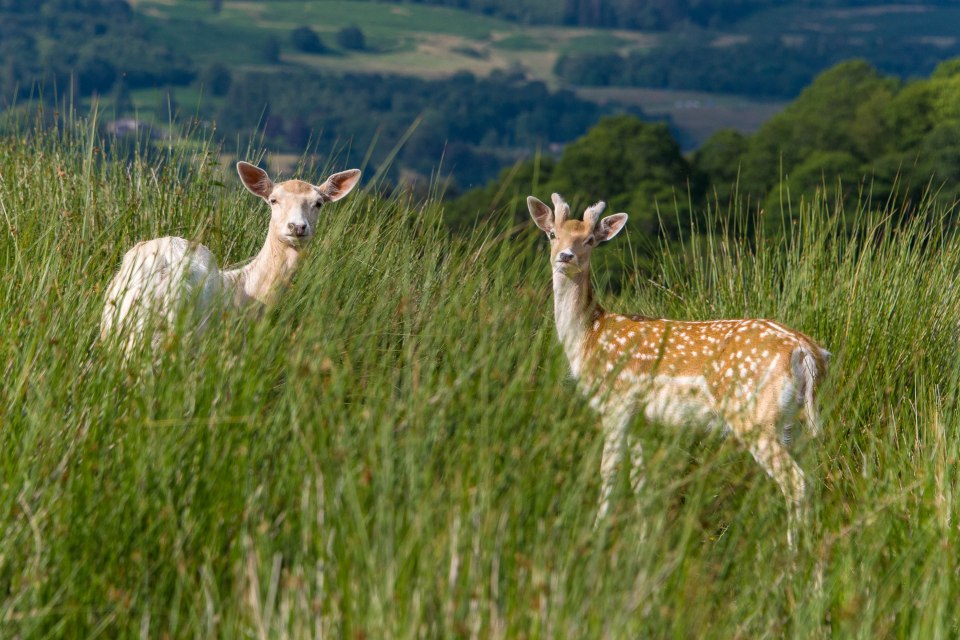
[[552, 265, 602, 377]]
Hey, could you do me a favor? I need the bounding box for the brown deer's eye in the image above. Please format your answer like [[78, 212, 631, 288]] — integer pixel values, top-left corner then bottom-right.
[[314, 200, 323, 208], [548, 230, 556, 240], [585, 236, 595, 246]]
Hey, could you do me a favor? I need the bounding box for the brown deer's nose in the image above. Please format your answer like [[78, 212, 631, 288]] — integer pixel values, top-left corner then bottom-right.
[[557, 250, 575, 263], [288, 222, 307, 237]]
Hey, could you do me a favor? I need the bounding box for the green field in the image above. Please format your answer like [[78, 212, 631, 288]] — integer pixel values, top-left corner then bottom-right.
[[130, 0, 641, 77], [3, 113, 960, 636], [123, 1, 958, 152]]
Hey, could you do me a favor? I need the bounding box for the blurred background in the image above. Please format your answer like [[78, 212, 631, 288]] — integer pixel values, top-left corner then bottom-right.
[[4, 0, 960, 238]]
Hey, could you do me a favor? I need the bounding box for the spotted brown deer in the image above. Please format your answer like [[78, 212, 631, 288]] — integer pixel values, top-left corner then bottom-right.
[[101, 162, 361, 356], [527, 193, 829, 547]]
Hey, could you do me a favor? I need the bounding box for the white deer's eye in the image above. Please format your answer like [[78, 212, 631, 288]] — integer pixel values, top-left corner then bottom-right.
[[269, 198, 278, 205], [314, 200, 323, 208]]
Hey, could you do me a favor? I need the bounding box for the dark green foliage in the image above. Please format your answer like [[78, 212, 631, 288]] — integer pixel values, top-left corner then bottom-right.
[[662, 59, 960, 223], [738, 61, 900, 195], [444, 154, 556, 231], [290, 26, 327, 54], [548, 115, 698, 235], [731, 59, 960, 215], [455, 58, 960, 274], [0, 0, 194, 100], [213, 70, 620, 188], [110, 79, 133, 118], [556, 33, 960, 99], [200, 62, 232, 97], [336, 25, 366, 51], [375, 0, 958, 30], [447, 115, 697, 278], [262, 35, 281, 63], [692, 129, 747, 205]]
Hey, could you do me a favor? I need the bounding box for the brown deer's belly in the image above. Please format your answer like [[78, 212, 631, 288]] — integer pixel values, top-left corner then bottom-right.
[[588, 371, 722, 429]]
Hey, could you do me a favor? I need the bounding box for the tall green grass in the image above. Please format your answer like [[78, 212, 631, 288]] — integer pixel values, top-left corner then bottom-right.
[[2, 113, 960, 638]]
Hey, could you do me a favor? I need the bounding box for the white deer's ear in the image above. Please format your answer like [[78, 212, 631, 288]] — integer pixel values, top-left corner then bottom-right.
[[596, 213, 628, 243], [319, 169, 362, 202], [527, 196, 554, 234], [237, 161, 274, 199]]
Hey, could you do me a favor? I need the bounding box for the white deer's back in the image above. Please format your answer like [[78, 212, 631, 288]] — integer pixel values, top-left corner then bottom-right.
[[100, 236, 223, 352]]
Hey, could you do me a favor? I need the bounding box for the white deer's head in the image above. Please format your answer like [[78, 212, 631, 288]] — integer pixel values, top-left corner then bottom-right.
[[237, 162, 362, 249], [527, 193, 628, 275]]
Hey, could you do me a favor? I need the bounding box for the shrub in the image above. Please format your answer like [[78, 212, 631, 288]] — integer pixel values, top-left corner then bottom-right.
[[291, 26, 327, 54], [336, 25, 365, 50]]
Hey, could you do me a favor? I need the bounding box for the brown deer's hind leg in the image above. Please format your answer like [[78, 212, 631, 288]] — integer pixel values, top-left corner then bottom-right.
[[734, 420, 807, 549]]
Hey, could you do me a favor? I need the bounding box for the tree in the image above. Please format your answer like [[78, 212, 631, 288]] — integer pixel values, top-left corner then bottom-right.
[[739, 60, 899, 198], [693, 129, 748, 205], [548, 115, 696, 235], [336, 26, 365, 51], [262, 35, 280, 63], [75, 53, 116, 93], [290, 26, 327, 54], [201, 62, 231, 97], [110, 78, 133, 117]]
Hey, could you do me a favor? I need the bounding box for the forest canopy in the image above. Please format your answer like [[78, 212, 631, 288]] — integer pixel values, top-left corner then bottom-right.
[[0, 0, 194, 101], [373, 0, 960, 30], [448, 59, 960, 270]]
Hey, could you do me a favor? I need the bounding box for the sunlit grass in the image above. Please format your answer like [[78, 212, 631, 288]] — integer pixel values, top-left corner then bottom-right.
[[2, 111, 960, 637]]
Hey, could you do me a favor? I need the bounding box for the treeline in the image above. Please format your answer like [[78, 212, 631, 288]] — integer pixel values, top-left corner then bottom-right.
[[0, 0, 633, 188], [556, 26, 960, 99], [447, 59, 960, 269], [376, 0, 956, 29], [0, 0, 193, 102], [212, 70, 626, 188]]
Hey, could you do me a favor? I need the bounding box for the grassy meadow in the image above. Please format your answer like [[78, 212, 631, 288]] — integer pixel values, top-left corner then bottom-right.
[[3, 114, 960, 637]]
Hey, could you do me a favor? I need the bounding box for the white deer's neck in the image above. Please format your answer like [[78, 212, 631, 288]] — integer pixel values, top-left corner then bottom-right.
[[552, 266, 599, 377], [223, 233, 302, 308]]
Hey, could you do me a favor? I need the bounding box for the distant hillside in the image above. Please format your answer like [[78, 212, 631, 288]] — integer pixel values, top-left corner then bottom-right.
[[211, 70, 622, 188], [375, 0, 959, 29], [0, 0, 193, 103], [8, 0, 960, 191], [554, 4, 960, 97]]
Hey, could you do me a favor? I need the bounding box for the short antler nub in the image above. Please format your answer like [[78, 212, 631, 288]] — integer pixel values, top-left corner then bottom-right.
[[584, 201, 606, 227], [551, 193, 570, 225]]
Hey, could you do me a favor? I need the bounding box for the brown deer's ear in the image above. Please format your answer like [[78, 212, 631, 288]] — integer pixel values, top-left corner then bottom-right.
[[527, 196, 554, 234], [584, 201, 606, 227], [319, 169, 361, 202], [237, 162, 274, 199], [550, 192, 570, 225], [596, 213, 628, 243]]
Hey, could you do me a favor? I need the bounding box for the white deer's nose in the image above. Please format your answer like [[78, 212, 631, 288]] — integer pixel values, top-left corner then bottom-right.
[[287, 222, 308, 237]]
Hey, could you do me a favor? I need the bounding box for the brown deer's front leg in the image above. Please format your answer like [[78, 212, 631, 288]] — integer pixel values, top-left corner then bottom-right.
[[595, 408, 637, 525]]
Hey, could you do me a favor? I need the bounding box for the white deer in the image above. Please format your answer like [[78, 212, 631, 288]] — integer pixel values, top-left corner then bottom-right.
[[101, 161, 361, 355], [527, 193, 829, 548]]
